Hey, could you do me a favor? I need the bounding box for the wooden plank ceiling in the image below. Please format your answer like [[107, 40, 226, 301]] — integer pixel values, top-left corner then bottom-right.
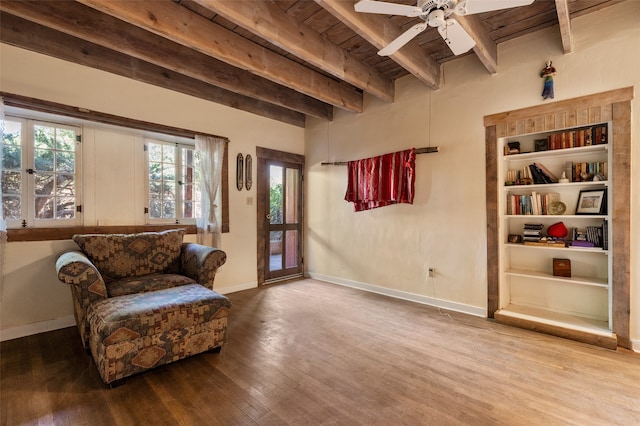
[[0, 0, 623, 127]]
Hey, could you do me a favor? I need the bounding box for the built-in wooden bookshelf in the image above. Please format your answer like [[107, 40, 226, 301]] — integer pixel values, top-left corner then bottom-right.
[[484, 87, 633, 350]]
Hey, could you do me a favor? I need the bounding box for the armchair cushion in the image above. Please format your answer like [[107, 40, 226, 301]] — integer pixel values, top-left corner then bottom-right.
[[107, 273, 196, 298], [72, 229, 185, 282]]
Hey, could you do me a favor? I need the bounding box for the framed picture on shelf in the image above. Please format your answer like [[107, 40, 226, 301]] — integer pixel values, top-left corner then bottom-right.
[[534, 139, 548, 152], [575, 188, 607, 215]]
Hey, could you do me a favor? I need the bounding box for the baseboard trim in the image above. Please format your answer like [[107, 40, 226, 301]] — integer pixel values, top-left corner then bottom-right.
[[307, 272, 486, 318], [631, 339, 640, 353], [215, 280, 258, 295], [0, 315, 76, 342]]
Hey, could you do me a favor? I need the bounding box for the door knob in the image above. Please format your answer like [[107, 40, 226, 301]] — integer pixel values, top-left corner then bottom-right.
[[266, 214, 271, 220]]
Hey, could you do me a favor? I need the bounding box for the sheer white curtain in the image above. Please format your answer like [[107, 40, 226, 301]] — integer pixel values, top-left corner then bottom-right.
[[195, 134, 226, 247], [0, 97, 7, 285]]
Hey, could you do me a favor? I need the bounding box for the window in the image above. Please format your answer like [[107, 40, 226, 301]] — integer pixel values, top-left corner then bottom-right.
[[146, 140, 201, 224], [1, 117, 81, 228]]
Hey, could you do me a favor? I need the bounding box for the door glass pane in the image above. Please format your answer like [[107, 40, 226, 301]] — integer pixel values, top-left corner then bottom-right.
[[269, 230, 283, 271], [269, 165, 283, 224], [285, 230, 298, 268], [285, 167, 299, 224]]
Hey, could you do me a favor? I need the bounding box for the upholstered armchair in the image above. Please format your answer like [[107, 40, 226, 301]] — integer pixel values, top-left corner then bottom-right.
[[56, 229, 230, 384]]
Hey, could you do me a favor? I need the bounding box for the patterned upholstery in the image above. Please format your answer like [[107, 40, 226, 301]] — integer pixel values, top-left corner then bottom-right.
[[72, 229, 185, 282], [56, 230, 229, 385], [88, 284, 230, 384]]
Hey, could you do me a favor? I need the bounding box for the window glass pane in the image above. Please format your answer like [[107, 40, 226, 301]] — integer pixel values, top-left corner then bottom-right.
[[56, 197, 75, 219], [149, 181, 161, 198], [149, 199, 162, 218], [163, 165, 175, 181], [35, 197, 54, 219], [34, 173, 54, 195], [2, 146, 21, 169], [149, 162, 162, 180], [162, 145, 175, 163], [56, 150, 75, 173], [2, 120, 23, 221], [2, 171, 21, 194], [269, 230, 283, 271], [34, 149, 54, 171], [56, 128, 76, 151], [34, 125, 54, 149], [56, 174, 75, 196], [2, 196, 20, 219], [148, 144, 163, 162], [163, 200, 175, 218], [285, 167, 299, 224], [269, 165, 283, 224], [163, 182, 176, 200]]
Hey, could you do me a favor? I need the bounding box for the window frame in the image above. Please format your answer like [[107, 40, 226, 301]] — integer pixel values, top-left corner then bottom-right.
[[2, 115, 82, 229], [145, 139, 203, 225], [2, 94, 229, 242]]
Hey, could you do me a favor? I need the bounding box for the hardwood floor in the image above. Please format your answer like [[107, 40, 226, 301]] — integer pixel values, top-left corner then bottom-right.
[[2, 279, 639, 425]]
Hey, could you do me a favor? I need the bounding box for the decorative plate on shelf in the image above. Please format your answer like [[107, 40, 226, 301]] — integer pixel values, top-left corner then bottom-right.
[[548, 201, 566, 215]]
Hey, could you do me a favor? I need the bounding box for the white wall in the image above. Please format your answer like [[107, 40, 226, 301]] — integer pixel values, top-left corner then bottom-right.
[[0, 43, 304, 339], [305, 2, 640, 343]]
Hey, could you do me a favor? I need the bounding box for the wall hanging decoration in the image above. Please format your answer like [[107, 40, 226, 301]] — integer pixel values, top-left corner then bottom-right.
[[343, 148, 416, 212], [540, 61, 556, 100], [236, 153, 244, 190], [245, 154, 252, 190]]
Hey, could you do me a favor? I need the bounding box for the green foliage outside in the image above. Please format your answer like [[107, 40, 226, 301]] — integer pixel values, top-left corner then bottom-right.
[[270, 183, 283, 224]]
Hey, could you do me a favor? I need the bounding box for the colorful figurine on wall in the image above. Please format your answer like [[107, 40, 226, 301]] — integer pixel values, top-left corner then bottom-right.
[[540, 61, 556, 100]]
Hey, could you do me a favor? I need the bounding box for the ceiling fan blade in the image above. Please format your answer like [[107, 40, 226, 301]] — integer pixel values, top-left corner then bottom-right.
[[437, 19, 476, 55], [354, 0, 423, 17], [378, 22, 428, 56], [455, 0, 534, 15]]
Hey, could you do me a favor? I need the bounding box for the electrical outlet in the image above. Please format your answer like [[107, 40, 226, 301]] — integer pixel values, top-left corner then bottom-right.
[[428, 267, 435, 278]]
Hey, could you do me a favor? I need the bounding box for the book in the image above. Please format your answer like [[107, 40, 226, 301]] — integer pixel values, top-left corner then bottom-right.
[[533, 162, 559, 183]]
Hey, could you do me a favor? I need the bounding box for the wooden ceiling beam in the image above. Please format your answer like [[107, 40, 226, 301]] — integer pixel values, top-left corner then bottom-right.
[[0, 12, 306, 127], [75, 0, 363, 113], [315, 0, 440, 90], [554, 0, 574, 54], [0, 1, 331, 120], [190, 0, 394, 103], [456, 15, 498, 74]]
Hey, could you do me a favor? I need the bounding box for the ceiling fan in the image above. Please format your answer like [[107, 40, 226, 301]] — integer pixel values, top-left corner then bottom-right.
[[354, 0, 535, 56]]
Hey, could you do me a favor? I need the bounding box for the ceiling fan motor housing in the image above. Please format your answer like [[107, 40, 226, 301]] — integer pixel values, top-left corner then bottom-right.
[[427, 9, 446, 27]]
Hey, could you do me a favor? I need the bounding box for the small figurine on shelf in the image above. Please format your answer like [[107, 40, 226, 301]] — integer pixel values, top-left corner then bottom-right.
[[559, 171, 570, 183], [540, 61, 556, 100]]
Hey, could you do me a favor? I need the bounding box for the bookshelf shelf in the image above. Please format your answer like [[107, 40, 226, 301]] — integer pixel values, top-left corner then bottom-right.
[[505, 243, 608, 255], [505, 269, 608, 288], [485, 89, 632, 349], [504, 144, 608, 162]]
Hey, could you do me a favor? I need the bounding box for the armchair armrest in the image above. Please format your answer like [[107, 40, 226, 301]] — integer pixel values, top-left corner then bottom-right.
[[180, 243, 227, 289], [56, 251, 108, 302]]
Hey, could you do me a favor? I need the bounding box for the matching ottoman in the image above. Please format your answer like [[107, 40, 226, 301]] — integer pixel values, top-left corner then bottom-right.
[[87, 283, 231, 384]]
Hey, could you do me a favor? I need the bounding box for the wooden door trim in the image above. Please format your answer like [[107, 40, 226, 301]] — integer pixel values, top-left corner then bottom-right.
[[256, 147, 304, 286]]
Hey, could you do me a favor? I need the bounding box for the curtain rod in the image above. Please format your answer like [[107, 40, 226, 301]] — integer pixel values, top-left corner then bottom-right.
[[320, 146, 439, 166]]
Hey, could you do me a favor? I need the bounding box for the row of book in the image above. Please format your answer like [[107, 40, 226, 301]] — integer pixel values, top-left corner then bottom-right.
[[512, 222, 608, 250], [565, 160, 608, 182], [507, 192, 560, 215], [505, 162, 558, 185], [505, 161, 608, 186], [571, 221, 608, 249], [523, 223, 544, 242], [545, 124, 608, 150]]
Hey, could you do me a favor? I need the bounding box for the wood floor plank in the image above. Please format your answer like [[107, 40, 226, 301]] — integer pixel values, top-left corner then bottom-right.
[[2, 279, 639, 425]]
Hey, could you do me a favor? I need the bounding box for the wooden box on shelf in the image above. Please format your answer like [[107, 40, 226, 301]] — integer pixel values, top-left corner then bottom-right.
[[552, 258, 571, 277]]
